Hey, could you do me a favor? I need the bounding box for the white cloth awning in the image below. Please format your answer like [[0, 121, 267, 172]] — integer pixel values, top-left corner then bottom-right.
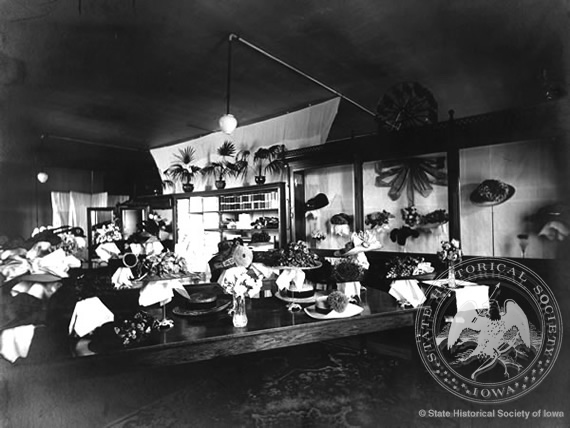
[[150, 97, 340, 192]]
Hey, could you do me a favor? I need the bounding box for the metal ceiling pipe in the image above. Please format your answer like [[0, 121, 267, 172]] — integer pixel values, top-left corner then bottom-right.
[[43, 134, 144, 152], [229, 33, 378, 119]]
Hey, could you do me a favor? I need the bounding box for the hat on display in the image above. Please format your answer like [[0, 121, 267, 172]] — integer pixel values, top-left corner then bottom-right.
[[330, 213, 353, 226], [305, 193, 329, 211], [334, 230, 382, 257], [470, 179, 515, 206]]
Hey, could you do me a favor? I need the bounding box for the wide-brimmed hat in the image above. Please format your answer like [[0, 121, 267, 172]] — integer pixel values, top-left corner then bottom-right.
[[470, 179, 515, 206], [330, 213, 353, 226], [305, 193, 329, 211]]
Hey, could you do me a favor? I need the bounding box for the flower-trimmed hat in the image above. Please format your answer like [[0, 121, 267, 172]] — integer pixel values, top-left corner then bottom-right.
[[470, 179, 515, 206]]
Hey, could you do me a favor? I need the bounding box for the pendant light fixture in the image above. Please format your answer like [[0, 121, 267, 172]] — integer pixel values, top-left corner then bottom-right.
[[218, 34, 238, 134], [36, 134, 49, 184]]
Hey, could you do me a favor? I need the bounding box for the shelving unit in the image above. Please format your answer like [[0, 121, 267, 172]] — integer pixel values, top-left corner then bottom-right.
[[171, 182, 288, 272]]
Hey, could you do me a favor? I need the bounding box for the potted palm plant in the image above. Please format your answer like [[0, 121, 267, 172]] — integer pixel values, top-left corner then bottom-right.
[[163, 146, 201, 192], [202, 141, 241, 189], [253, 144, 286, 185]]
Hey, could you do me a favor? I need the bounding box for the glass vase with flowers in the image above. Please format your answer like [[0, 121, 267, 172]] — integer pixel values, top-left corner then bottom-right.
[[218, 266, 263, 327], [437, 239, 462, 288]]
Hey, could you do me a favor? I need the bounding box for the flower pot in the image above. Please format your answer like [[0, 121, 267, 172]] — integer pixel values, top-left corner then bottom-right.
[[255, 175, 266, 185], [215, 180, 226, 190], [182, 183, 194, 192]]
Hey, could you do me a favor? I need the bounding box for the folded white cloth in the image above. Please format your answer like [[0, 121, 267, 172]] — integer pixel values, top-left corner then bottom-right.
[[95, 242, 121, 261], [539, 221, 569, 241], [11, 281, 62, 300], [138, 278, 190, 307], [30, 249, 81, 278], [248, 263, 278, 279], [144, 239, 164, 256], [275, 268, 305, 291], [0, 255, 31, 281], [68, 297, 115, 337], [111, 267, 134, 288], [455, 285, 489, 312], [26, 242, 52, 260], [0, 325, 36, 363], [389, 279, 426, 308], [336, 281, 361, 299]]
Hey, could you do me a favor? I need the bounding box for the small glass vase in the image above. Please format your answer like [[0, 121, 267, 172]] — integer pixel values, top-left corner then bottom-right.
[[231, 294, 248, 328], [448, 260, 457, 288]]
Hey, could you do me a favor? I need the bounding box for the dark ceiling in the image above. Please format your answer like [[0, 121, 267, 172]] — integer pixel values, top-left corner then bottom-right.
[[0, 0, 568, 160]]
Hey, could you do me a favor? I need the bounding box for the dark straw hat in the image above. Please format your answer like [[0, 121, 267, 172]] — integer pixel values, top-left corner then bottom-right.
[[305, 193, 329, 211]]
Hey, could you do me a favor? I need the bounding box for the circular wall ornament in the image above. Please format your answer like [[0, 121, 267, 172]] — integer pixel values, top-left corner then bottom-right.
[[377, 82, 438, 131]]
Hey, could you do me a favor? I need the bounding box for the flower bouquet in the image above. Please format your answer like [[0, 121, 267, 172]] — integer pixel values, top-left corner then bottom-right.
[[218, 266, 263, 327], [437, 239, 462, 287], [437, 239, 462, 263], [385, 256, 434, 279]]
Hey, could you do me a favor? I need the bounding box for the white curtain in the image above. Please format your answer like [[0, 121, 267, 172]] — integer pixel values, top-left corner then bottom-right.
[[151, 97, 340, 192], [52, 191, 117, 234], [50, 192, 71, 228]]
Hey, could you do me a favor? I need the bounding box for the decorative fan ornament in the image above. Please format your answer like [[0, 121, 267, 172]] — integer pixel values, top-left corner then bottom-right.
[[374, 157, 447, 206], [377, 82, 438, 131]]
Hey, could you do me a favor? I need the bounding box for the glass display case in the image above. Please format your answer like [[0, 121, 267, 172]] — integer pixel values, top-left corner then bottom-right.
[[302, 165, 355, 250], [86, 207, 116, 267], [362, 153, 449, 254]]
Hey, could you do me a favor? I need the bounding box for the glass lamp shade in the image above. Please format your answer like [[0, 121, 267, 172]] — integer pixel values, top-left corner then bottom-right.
[[36, 171, 49, 183], [219, 113, 238, 134]]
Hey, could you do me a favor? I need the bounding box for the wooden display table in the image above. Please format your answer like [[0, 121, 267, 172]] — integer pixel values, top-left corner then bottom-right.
[[1, 283, 416, 373], [71, 284, 416, 368]]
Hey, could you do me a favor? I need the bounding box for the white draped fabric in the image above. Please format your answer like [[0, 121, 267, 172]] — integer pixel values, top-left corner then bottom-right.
[[150, 98, 340, 193], [50, 192, 71, 228], [51, 192, 120, 233]]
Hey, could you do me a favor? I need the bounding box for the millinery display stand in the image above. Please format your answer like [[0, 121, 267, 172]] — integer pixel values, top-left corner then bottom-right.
[[274, 263, 322, 312]]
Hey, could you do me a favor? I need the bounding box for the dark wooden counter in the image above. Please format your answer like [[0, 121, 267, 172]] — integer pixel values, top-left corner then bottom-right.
[[1, 283, 416, 374]]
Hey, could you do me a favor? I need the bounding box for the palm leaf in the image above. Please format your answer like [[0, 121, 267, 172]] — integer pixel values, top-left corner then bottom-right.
[[218, 141, 236, 157], [173, 146, 197, 164]]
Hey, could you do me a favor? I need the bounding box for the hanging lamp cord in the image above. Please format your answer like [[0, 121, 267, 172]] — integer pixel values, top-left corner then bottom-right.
[[226, 35, 233, 115]]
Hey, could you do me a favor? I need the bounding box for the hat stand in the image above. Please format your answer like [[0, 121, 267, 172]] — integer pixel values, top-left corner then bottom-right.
[[491, 205, 495, 257]]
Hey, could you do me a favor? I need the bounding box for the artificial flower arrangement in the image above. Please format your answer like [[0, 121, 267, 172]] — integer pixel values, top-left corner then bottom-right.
[[276, 240, 321, 268], [140, 250, 191, 279], [113, 311, 159, 347], [310, 230, 326, 241], [437, 239, 462, 263], [385, 255, 434, 278], [420, 209, 449, 226], [402, 206, 421, 228], [93, 222, 122, 245], [332, 257, 365, 283], [365, 210, 394, 229], [326, 290, 350, 312]]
